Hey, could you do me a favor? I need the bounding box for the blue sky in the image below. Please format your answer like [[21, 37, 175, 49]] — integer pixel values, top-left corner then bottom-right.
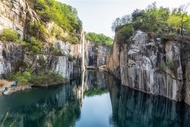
[[58, 0, 190, 38]]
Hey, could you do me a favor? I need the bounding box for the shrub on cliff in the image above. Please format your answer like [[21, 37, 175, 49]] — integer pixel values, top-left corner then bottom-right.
[[33, 0, 82, 34], [25, 37, 43, 54], [118, 24, 134, 43], [0, 28, 18, 42], [29, 21, 47, 42], [66, 36, 80, 44]]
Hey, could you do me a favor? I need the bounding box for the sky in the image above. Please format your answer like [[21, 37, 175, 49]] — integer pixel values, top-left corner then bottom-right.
[[58, 0, 190, 38]]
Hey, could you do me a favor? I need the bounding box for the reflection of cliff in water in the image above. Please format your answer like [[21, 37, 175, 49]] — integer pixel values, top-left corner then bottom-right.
[[83, 71, 108, 97], [0, 71, 109, 127], [0, 79, 82, 127], [109, 77, 190, 127]]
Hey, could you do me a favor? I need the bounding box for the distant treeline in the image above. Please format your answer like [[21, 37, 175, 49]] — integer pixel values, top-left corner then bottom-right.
[[85, 32, 113, 46]]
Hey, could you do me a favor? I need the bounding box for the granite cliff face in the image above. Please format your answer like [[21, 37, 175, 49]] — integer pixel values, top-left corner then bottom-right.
[[85, 41, 111, 67], [0, 0, 39, 39], [107, 30, 190, 104], [0, 41, 81, 79]]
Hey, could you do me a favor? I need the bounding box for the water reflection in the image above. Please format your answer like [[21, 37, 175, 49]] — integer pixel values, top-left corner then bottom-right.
[[0, 80, 82, 127], [0, 71, 190, 127], [108, 77, 190, 127], [0, 71, 109, 127]]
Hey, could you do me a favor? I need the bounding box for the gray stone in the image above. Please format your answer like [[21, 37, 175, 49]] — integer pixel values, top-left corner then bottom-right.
[[107, 30, 184, 102]]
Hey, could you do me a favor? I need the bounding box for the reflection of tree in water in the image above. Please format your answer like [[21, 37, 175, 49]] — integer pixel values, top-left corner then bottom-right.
[[0, 80, 82, 127], [83, 71, 109, 97], [108, 77, 190, 127], [84, 86, 108, 97], [0, 70, 110, 127]]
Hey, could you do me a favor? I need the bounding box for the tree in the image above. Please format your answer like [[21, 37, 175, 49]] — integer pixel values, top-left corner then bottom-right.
[[118, 24, 134, 43], [167, 4, 190, 35], [85, 32, 113, 46], [131, 9, 144, 22], [179, 3, 190, 35]]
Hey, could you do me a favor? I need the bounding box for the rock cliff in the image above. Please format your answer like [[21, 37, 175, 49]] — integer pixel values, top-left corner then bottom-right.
[[0, 0, 111, 81], [0, 41, 82, 79], [85, 41, 111, 67], [0, 0, 39, 39], [107, 30, 190, 104]]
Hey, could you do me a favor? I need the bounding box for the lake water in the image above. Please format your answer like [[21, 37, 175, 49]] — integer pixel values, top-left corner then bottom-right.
[[0, 71, 190, 127]]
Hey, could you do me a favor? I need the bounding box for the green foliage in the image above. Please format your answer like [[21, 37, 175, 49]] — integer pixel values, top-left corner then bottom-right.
[[8, 70, 32, 85], [161, 34, 178, 41], [118, 24, 134, 43], [29, 37, 43, 53], [112, 2, 190, 35], [7, 69, 66, 86], [66, 36, 80, 44], [30, 70, 66, 86], [85, 32, 113, 46], [84, 87, 108, 97], [112, 15, 132, 31], [29, 21, 47, 41], [0, 28, 18, 42], [52, 47, 62, 56], [34, 0, 82, 33]]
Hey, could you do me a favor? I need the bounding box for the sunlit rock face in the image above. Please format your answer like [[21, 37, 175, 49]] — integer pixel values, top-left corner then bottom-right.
[[108, 30, 184, 102], [0, 0, 39, 39], [107, 33, 121, 79]]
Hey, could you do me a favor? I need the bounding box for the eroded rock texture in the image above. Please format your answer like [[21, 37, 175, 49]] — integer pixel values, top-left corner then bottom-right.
[[108, 30, 184, 102]]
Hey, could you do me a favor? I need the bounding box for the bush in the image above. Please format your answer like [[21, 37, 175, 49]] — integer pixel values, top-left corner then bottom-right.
[[118, 24, 134, 43], [66, 36, 80, 44], [52, 47, 62, 56], [0, 28, 18, 42], [29, 21, 47, 41], [7, 70, 32, 85], [30, 70, 67, 86], [30, 37, 43, 53], [7, 69, 67, 86]]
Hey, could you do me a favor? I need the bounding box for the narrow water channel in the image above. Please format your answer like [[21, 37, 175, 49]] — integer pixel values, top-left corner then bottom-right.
[[0, 71, 190, 127]]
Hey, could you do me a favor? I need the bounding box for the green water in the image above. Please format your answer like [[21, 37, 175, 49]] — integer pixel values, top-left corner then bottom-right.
[[0, 71, 190, 127]]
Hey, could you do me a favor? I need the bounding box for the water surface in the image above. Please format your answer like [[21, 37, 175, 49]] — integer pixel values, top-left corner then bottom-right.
[[0, 71, 190, 127]]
